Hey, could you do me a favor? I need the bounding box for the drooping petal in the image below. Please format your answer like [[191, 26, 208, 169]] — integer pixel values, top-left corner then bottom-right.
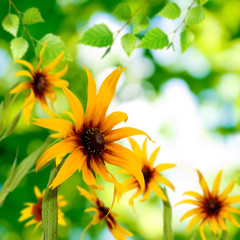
[[36, 137, 77, 171], [38, 98, 55, 117], [220, 212, 240, 227], [81, 160, 103, 190], [217, 216, 227, 230], [46, 65, 68, 80], [180, 208, 202, 222], [209, 216, 218, 235], [93, 67, 125, 126], [139, 187, 151, 202], [105, 127, 151, 143], [149, 146, 161, 167], [14, 59, 35, 74], [149, 181, 167, 201], [218, 180, 235, 201], [49, 148, 85, 189], [33, 117, 73, 137], [199, 218, 208, 240], [82, 66, 97, 126], [129, 188, 142, 209], [196, 170, 210, 198], [212, 170, 223, 197], [154, 175, 175, 191], [41, 51, 65, 74], [155, 163, 176, 173], [104, 143, 144, 190], [25, 218, 38, 226], [14, 70, 33, 79], [221, 206, 240, 215], [62, 87, 84, 131], [22, 90, 36, 125], [10, 81, 31, 94], [122, 177, 138, 194], [187, 213, 206, 232], [101, 111, 128, 133]]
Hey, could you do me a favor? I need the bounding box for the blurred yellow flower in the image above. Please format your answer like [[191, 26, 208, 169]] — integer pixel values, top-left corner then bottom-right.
[[34, 67, 150, 200], [176, 170, 240, 239], [122, 138, 175, 209], [10, 43, 69, 124], [77, 186, 133, 240], [19, 186, 67, 230]]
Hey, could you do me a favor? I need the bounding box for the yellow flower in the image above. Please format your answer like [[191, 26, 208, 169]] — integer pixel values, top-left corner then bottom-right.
[[176, 170, 240, 239], [19, 186, 67, 230], [77, 186, 133, 240], [33, 67, 150, 199], [10, 43, 69, 124], [122, 138, 175, 209]]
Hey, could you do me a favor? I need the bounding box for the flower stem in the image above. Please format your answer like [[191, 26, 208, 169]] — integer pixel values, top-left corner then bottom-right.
[[220, 230, 228, 240], [162, 187, 173, 240]]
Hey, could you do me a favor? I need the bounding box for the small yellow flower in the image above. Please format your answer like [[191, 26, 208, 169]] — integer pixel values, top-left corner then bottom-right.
[[10, 43, 69, 124], [122, 138, 175, 209], [176, 170, 240, 239], [77, 186, 133, 240], [33, 67, 150, 199], [19, 186, 67, 230]]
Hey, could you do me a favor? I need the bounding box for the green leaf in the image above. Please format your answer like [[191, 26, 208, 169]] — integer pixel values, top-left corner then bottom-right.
[[36, 33, 73, 61], [79, 24, 113, 47], [133, 14, 149, 34], [121, 33, 137, 56], [220, 231, 228, 240], [0, 138, 51, 205], [138, 27, 169, 50], [197, 0, 209, 5], [180, 30, 195, 52], [42, 163, 59, 240], [22, 7, 44, 25], [186, 7, 205, 26], [158, 3, 181, 20], [113, 3, 132, 20], [10, 37, 29, 60], [163, 188, 173, 240], [0, 110, 22, 141], [2, 14, 19, 37]]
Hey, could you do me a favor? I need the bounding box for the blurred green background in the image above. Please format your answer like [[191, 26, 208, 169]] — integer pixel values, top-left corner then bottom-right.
[[1, 0, 240, 239]]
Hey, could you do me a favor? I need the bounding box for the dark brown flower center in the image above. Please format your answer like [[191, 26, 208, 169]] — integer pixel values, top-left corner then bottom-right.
[[205, 199, 221, 215], [32, 197, 43, 221], [81, 128, 105, 155], [142, 167, 152, 184], [33, 73, 47, 95]]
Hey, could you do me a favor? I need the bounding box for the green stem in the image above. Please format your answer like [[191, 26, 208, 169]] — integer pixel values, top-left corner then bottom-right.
[[163, 187, 173, 240], [220, 230, 228, 240]]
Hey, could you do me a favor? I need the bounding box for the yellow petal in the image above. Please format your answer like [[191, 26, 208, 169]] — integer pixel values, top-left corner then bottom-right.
[[187, 213, 206, 232], [25, 218, 38, 226], [77, 186, 97, 204], [209, 216, 218, 235], [212, 170, 223, 198], [199, 218, 208, 240], [84, 207, 98, 213], [175, 199, 202, 207], [14, 59, 35, 74], [220, 211, 240, 227], [217, 216, 227, 230], [219, 180, 235, 201], [49, 148, 85, 189], [58, 211, 67, 226], [36, 42, 47, 72], [180, 208, 202, 222], [149, 181, 167, 201], [149, 146, 161, 168], [38, 98, 55, 117], [221, 206, 240, 215], [82, 66, 97, 125], [101, 111, 128, 133], [154, 175, 175, 191], [225, 195, 240, 204], [81, 160, 103, 190], [36, 137, 77, 171], [34, 186, 42, 199], [183, 191, 204, 201], [62, 87, 84, 131], [33, 117, 73, 137], [42, 51, 65, 74], [23, 91, 36, 125], [9, 81, 31, 94], [128, 137, 142, 157], [104, 143, 144, 191], [46, 65, 68, 80], [19, 206, 33, 221], [14, 70, 33, 79], [155, 163, 176, 173], [93, 67, 125, 126], [48, 79, 69, 88], [139, 187, 151, 202], [122, 177, 138, 194], [129, 188, 142, 213], [196, 170, 210, 198], [80, 220, 94, 240], [105, 127, 151, 143], [142, 138, 148, 161]]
